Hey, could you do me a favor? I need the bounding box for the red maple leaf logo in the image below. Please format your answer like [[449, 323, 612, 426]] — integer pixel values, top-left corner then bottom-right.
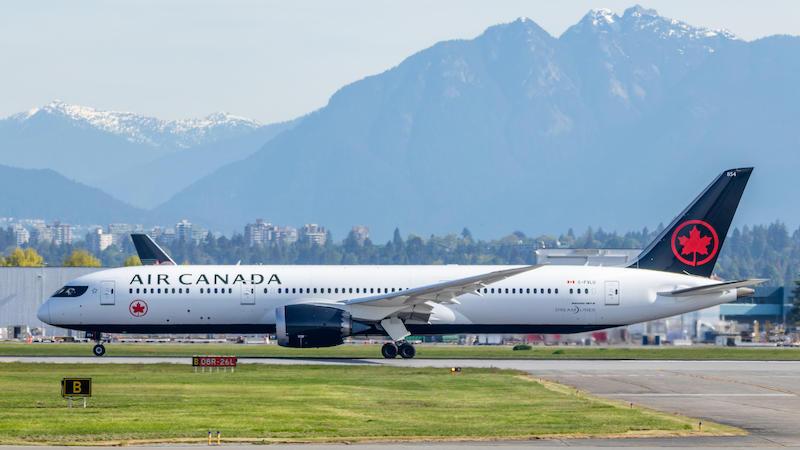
[[129, 299, 148, 316], [678, 225, 714, 266]]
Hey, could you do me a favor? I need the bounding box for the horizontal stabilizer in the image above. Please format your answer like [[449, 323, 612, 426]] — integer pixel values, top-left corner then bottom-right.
[[130, 234, 176, 265], [658, 279, 767, 297]]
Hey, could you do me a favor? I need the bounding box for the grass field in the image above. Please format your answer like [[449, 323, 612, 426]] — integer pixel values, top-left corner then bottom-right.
[[0, 363, 739, 444], [1, 341, 799, 360]]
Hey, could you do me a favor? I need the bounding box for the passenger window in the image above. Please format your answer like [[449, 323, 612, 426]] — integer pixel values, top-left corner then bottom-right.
[[490, 288, 495, 294], [526, 288, 530, 294], [570, 288, 573, 294], [179, 288, 182, 294], [278, 288, 282, 294], [547, 288, 551, 294], [136, 288, 140, 294], [555, 288, 558, 294], [349, 288, 353, 294], [214, 288, 218, 294], [512, 288, 516, 294]]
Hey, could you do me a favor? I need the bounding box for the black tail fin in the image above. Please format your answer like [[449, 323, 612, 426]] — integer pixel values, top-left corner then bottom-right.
[[130, 234, 176, 265], [629, 167, 752, 277]]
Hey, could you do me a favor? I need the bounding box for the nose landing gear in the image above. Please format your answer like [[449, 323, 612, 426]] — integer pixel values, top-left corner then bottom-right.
[[381, 341, 416, 359], [87, 331, 106, 357], [92, 343, 106, 357]]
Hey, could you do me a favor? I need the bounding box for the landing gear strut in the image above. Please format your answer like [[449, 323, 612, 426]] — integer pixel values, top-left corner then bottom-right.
[[89, 331, 106, 357], [381, 341, 416, 359]]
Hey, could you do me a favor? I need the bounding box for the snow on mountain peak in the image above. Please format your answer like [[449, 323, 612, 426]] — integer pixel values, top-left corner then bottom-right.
[[624, 5, 658, 18], [587, 8, 618, 26], [621, 5, 738, 41], [10, 101, 262, 148], [568, 6, 738, 42]]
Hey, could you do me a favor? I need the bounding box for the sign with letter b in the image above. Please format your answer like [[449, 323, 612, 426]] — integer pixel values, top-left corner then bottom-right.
[[61, 378, 92, 397]]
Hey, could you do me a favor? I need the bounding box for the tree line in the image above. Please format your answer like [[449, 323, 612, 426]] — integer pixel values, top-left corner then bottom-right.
[[0, 221, 797, 284], [2, 221, 800, 324]]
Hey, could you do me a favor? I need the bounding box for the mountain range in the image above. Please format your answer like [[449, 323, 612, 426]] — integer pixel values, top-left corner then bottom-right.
[[0, 101, 297, 208], [1, 6, 799, 240]]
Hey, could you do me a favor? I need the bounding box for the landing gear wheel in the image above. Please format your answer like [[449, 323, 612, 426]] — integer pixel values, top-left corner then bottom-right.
[[92, 344, 106, 357], [381, 342, 398, 359], [398, 342, 416, 359]]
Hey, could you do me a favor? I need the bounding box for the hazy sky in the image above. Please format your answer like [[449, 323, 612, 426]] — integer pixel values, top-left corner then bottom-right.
[[1, 0, 798, 123]]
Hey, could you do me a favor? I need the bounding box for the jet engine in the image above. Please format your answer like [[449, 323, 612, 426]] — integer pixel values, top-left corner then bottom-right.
[[275, 304, 371, 348]]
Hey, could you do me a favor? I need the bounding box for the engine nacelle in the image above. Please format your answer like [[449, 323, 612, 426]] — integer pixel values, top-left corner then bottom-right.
[[275, 304, 359, 348]]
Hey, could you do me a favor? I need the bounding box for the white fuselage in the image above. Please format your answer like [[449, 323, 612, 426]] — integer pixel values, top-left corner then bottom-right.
[[39, 264, 734, 336]]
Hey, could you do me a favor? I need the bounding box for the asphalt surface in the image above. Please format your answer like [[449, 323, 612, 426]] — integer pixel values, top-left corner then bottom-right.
[[2, 357, 799, 448]]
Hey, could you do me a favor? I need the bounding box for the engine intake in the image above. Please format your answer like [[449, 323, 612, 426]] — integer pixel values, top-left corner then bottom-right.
[[276, 304, 367, 348]]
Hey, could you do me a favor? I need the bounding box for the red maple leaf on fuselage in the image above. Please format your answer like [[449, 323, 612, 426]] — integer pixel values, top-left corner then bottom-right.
[[132, 302, 145, 314], [677, 225, 712, 266]]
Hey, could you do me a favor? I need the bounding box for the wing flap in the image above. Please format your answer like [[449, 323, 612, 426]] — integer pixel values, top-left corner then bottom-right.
[[659, 279, 767, 297], [344, 265, 539, 308]]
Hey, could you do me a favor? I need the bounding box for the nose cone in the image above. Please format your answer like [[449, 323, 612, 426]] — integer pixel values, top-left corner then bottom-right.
[[37, 301, 51, 324]]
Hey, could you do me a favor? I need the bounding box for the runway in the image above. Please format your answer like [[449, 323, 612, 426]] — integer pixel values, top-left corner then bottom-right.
[[3, 357, 800, 448]]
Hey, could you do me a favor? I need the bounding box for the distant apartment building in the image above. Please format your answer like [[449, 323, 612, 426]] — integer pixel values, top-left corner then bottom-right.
[[52, 222, 73, 245], [86, 227, 113, 253], [29, 222, 49, 244], [350, 225, 370, 245], [300, 224, 327, 246], [192, 228, 209, 243], [273, 226, 298, 245], [175, 220, 192, 242], [160, 228, 177, 244], [244, 219, 274, 246], [11, 224, 30, 246], [107, 223, 142, 246]]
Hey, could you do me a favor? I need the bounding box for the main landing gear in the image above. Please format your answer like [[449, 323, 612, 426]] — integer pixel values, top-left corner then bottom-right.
[[88, 331, 106, 357], [381, 341, 416, 359]]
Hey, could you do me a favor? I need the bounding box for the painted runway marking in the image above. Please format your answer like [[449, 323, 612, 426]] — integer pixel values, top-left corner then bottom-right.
[[607, 393, 795, 397]]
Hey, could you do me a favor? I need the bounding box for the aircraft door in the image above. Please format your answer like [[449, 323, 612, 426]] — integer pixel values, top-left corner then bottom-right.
[[604, 281, 620, 305], [100, 281, 115, 305], [241, 286, 256, 305]]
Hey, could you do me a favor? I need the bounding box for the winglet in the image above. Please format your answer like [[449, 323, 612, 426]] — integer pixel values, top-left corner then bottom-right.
[[130, 234, 176, 265]]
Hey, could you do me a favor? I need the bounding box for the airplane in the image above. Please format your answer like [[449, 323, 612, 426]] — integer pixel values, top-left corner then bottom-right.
[[38, 167, 764, 358]]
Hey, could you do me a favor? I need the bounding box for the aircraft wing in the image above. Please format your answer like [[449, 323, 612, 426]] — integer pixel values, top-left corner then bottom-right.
[[130, 234, 176, 265], [343, 265, 540, 308], [658, 279, 767, 297]]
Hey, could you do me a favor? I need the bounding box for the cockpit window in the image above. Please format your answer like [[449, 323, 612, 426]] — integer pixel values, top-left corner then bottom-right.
[[53, 286, 88, 297]]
